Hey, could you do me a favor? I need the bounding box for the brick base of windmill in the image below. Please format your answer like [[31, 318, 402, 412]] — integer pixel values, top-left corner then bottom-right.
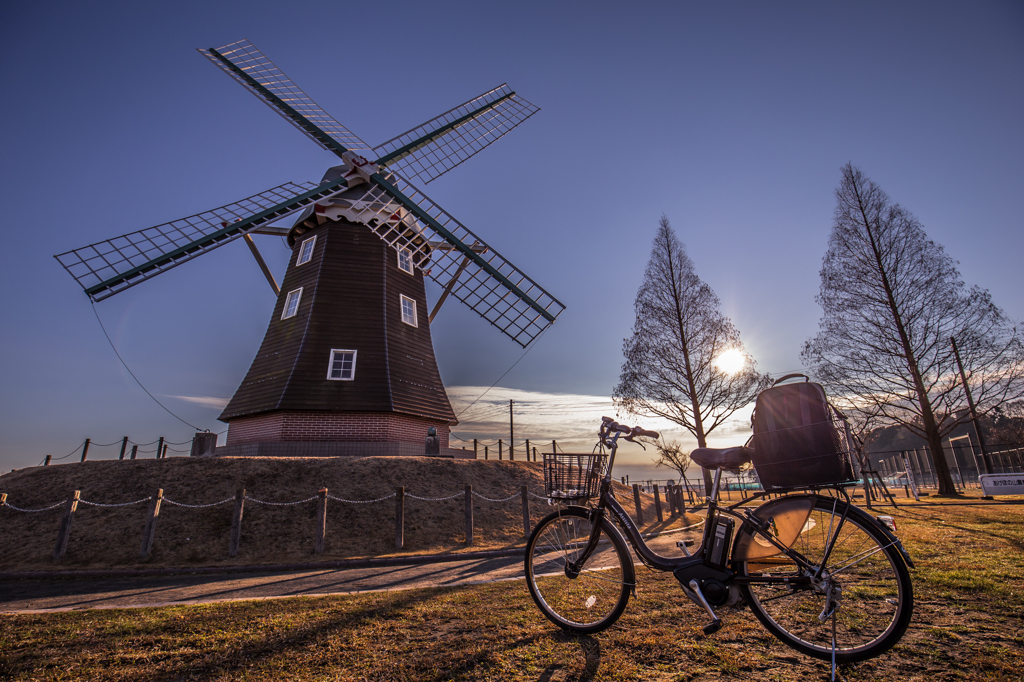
[[211, 412, 464, 458]]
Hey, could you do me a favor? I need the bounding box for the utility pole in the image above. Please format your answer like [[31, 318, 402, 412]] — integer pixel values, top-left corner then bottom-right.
[[950, 336, 993, 475], [509, 399, 515, 461]]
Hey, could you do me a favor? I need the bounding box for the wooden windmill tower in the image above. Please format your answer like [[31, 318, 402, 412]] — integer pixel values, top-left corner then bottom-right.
[[56, 40, 564, 458]]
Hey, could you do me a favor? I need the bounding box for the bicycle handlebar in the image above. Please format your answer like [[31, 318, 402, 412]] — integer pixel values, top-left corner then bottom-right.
[[600, 417, 659, 441]]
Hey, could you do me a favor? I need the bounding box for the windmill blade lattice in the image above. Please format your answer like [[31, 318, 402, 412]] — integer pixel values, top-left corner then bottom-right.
[[55, 180, 342, 302], [199, 40, 371, 157], [373, 84, 540, 185], [322, 171, 564, 347]]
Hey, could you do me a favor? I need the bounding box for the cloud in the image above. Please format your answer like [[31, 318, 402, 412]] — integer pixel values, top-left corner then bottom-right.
[[165, 395, 230, 409], [446, 386, 755, 469]]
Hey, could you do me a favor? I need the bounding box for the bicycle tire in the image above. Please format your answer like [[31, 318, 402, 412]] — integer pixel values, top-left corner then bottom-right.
[[525, 506, 635, 634], [735, 495, 913, 662]]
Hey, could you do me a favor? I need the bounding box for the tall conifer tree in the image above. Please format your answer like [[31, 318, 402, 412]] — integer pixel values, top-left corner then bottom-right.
[[615, 216, 769, 492], [803, 164, 1024, 495]]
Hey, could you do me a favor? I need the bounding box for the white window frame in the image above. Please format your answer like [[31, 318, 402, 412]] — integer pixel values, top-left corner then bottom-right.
[[327, 349, 357, 381], [282, 287, 303, 319], [297, 235, 317, 265], [397, 247, 414, 274], [400, 294, 418, 327]]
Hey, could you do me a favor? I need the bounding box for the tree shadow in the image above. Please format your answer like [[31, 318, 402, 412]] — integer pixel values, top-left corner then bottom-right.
[[897, 507, 1024, 552]]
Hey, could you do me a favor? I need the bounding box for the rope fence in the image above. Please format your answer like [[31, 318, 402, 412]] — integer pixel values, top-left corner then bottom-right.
[[35, 433, 224, 466], [451, 437, 575, 463], [34, 433, 581, 466], [0, 480, 679, 565]]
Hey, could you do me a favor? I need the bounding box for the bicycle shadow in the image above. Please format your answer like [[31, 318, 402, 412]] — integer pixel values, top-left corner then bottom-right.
[[537, 634, 601, 681]]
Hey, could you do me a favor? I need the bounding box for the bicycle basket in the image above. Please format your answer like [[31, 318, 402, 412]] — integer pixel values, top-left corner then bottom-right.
[[750, 379, 857, 491], [543, 453, 608, 500]]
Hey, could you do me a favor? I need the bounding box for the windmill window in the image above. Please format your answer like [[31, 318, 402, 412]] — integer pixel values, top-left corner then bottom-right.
[[297, 235, 317, 265], [282, 287, 303, 319], [400, 294, 418, 327], [327, 349, 357, 380], [397, 247, 414, 274]]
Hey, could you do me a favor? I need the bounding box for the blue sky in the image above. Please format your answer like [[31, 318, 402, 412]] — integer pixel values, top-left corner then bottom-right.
[[1, 1, 1022, 481]]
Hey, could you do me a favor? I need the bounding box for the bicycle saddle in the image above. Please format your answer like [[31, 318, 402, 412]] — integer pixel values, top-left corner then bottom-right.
[[690, 446, 754, 471]]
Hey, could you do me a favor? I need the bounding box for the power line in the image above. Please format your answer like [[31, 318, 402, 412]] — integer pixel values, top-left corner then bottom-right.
[[454, 325, 551, 420], [91, 300, 201, 431]]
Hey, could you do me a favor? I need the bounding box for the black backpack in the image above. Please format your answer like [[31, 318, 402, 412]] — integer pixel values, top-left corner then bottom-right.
[[750, 375, 856, 490]]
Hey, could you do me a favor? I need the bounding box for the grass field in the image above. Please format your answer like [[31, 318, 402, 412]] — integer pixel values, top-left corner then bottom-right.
[[2, 500, 1022, 681]]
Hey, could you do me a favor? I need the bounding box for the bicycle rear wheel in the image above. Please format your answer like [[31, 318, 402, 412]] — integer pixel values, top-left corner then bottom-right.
[[735, 496, 913, 662], [525, 506, 634, 634]]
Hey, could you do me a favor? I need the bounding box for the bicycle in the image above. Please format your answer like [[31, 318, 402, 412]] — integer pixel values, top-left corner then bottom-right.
[[524, 416, 914, 668]]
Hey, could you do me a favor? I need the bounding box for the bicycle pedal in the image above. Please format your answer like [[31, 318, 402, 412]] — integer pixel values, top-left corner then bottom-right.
[[675, 538, 694, 556], [702, 618, 723, 636], [687, 580, 723, 637]]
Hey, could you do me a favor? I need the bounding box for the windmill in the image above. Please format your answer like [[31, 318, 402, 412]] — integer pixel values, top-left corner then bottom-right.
[[55, 40, 564, 458]]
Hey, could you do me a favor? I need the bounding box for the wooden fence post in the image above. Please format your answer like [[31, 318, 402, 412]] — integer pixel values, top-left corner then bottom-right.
[[130, 445, 138, 460], [653, 485, 663, 523], [473, 439, 478, 459], [551, 440, 557, 454], [53, 490, 80, 561], [525, 439, 531, 462], [118, 437, 128, 461], [228, 488, 245, 557], [314, 488, 328, 554], [156, 437, 164, 460], [395, 486, 405, 549], [499, 439, 503, 460], [632, 484, 644, 525], [44, 455, 52, 466], [484, 446, 489, 460], [521, 486, 531, 537], [140, 489, 163, 560], [80, 439, 90, 462], [0, 493, 6, 506], [669, 485, 678, 518], [465, 485, 473, 546], [162, 444, 169, 459]]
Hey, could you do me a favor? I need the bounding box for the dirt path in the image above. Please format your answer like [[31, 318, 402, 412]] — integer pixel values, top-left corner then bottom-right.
[[0, 535, 687, 613]]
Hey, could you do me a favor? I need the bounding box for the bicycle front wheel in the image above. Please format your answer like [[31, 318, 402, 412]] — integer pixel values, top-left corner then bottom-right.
[[736, 496, 913, 662], [525, 506, 634, 634]]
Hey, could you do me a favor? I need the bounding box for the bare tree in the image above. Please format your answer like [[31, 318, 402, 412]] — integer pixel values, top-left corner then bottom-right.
[[988, 400, 1024, 447], [615, 215, 770, 493], [653, 439, 698, 496], [802, 164, 1024, 495]]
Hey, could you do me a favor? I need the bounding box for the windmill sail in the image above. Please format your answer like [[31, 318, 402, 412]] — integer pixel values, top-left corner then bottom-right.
[[199, 40, 371, 157], [59, 40, 561, 345], [372, 84, 540, 185], [55, 180, 347, 302], [313, 170, 564, 347]]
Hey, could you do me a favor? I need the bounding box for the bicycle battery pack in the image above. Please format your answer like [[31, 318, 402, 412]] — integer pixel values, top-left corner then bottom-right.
[[704, 515, 734, 568]]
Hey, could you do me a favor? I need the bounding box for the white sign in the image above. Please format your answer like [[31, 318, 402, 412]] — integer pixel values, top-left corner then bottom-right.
[[979, 474, 1024, 497]]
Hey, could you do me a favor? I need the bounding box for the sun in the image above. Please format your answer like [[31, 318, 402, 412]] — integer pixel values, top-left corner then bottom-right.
[[714, 348, 746, 375]]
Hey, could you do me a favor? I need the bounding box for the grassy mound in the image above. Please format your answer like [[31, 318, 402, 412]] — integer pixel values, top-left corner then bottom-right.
[[0, 457, 684, 572]]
